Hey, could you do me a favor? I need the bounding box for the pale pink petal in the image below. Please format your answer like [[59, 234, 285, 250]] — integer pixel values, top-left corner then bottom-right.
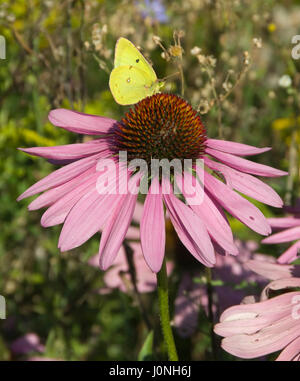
[[41, 173, 99, 227], [278, 241, 300, 264], [261, 278, 300, 300], [132, 202, 144, 223], [58, 167, 129, 251], [202, 169, 271, 235], [126, 226, 140, 240], [176, 171, 238, 255], [99, 173, 141, 270], [221, 311, 300, 359], [140, 177, 165, 273], [18, 140, 108, 161], [204, 157, 283, 208], [276, 336, 300, 361], [205, 147, 288, 177], [17, 153, 102, 201], [48, 109, 116, 135], [206, 139, 271, 156], [268, 217, 300, 229], [215, 292, 299, 337], [27, 357, 62, 361], [246, 260, 300, 281], [28, 167, 96, 210], [163, 178, 215, 267], [262, 226, 300, 244]]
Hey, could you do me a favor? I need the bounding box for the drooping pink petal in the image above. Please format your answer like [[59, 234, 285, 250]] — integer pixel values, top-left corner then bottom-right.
[[48, 109, 117, 135], [176, 171, 238, 255], [18, 140, 109, 161], [58, 167, 129, 251], [277, 241, 300, 264], [220, 309, 300, 359], [215, 292, 300, 338], [262, 226, 300, 244], [99, 173, 141, 271], [17, 152, 102, 201], [28, 167, 96, 210], [202, 169, 271, 235], [260, 278, 300, 300], [206, 139, 271, 156], [41, 173, 99, 227], [162, 178, 215, 267], [205, 147, 288, 177], [140, 177, 165, 273], [204, 157, 283, 208], [276, 336, 300, 361]]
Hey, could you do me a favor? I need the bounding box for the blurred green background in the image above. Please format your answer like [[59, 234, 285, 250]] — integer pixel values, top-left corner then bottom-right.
[[0, 0, 299, 360]]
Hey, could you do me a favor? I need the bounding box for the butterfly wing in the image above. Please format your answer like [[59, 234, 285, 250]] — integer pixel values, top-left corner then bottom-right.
[[109, 65, 159, 105], [114, 37, 157, 84]]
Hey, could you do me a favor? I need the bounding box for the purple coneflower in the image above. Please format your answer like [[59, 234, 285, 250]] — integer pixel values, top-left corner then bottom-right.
[[18, 93, 286, 273], [262, 198, 300, 263], [214, 260, 300, 361]]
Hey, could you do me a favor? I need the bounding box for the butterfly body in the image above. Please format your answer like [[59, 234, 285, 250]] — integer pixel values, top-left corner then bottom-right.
[[109, 37, 162, 105]]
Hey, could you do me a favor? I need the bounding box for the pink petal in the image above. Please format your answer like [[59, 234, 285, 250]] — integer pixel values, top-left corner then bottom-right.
[[176, 171, 238, 255], [28, 167, 96, 210], [262, 226, 300, 244], [278, 241, 300, 264], [163, 178, 215, 267], [18, 140, 109, 161], [205, 147, 288, 177], [268, 217, 300, 229], [140, 177, 165, 273], [99, 173, 141, 270], [221, 310, 300, 359], [204, 157, 283, 208], [202, 169, 271, 235], [48, 109, 117, 135], [58, 167, 129, 251], [246, 260, 300, 281], [41, 173, 99, 227], [206, 139, 271, 156], [276, 336, 300, 361], [261, 278, 300, 300], [17, 153, 102, 201], [215, 292, 300, 337]]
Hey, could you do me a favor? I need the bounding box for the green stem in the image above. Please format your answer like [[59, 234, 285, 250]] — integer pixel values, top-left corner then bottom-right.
[[157, 258, 178, 361]]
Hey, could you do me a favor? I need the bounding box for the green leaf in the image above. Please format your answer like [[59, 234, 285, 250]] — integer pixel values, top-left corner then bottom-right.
[[138, 331, 154, 361]]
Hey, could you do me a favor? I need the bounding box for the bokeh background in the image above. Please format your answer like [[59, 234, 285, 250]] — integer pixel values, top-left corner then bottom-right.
[[0, 0, 299, 360]]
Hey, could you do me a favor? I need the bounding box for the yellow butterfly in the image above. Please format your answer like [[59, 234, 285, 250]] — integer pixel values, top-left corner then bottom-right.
[[109, 37, 163, 105]]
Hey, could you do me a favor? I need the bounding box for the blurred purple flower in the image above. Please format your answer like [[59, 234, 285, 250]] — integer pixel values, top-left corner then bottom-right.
[[215, 260, 300, 360], [136, 0, 169, 23], [89, 238, 173, 294], [10, 333, 45, 355], [174, 240, 272, 338]]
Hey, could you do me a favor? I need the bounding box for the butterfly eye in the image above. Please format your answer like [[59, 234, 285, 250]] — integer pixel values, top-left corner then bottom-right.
[[136, 59, 139, 63]]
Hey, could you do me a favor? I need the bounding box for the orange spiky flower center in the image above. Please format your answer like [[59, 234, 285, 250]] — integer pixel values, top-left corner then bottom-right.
[[113, 93, 206, 164]]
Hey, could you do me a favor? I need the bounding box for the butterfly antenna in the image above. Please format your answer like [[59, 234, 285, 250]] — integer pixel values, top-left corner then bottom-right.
[[158, 72, 180, 83]]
